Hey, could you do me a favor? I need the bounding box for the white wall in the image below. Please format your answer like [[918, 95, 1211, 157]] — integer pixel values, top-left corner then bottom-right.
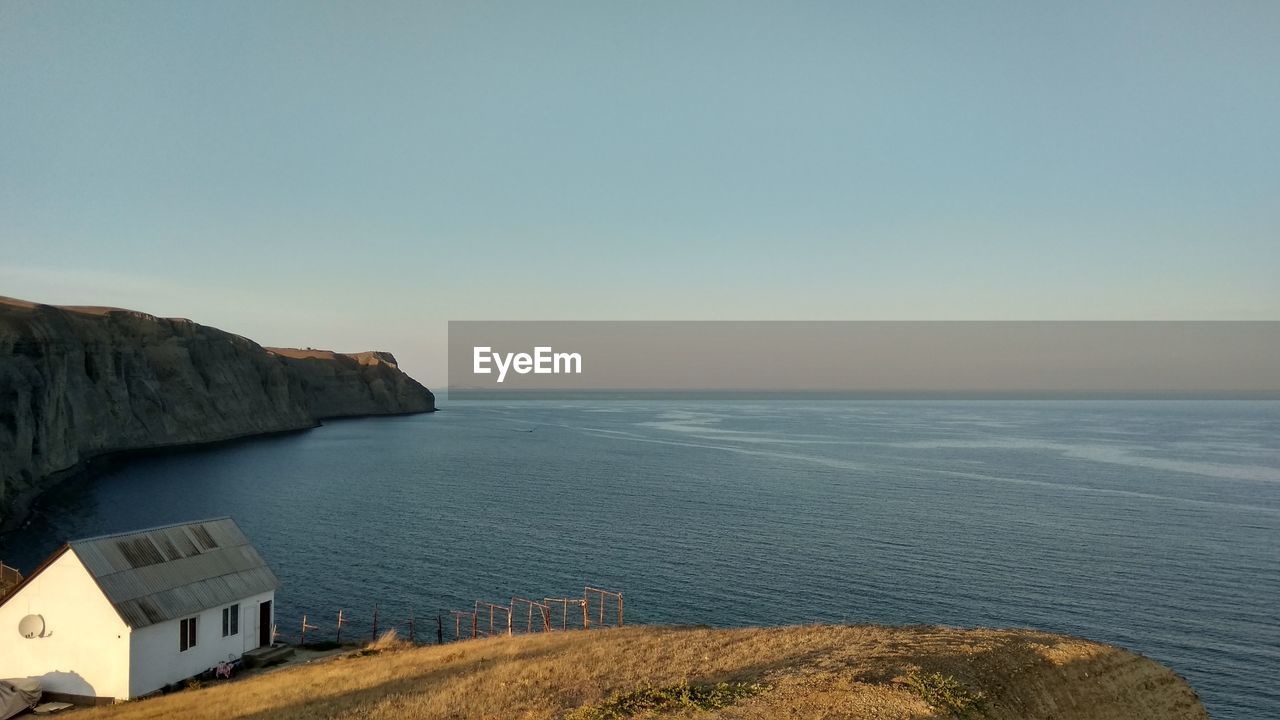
[[0, 550, 132, 700], [127, 590, 274, 699]]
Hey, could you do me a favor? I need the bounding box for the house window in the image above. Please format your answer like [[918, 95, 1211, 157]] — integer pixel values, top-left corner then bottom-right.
[[222, 604, 239, 637], [180, 617, 197, 651]]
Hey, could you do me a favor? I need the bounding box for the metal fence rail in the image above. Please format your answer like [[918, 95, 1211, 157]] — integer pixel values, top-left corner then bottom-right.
[[281, 584, 624, 647]]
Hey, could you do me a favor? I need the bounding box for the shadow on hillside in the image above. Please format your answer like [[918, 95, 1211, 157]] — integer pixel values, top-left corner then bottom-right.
[[697, 626, 1205, 720], [228, 636, 579, 720], [219, 626, 1206, 720], [655, 625, 1075, 686]]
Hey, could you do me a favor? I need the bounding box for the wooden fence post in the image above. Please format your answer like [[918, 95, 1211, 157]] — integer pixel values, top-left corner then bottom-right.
[[301, 614, 318, 645]]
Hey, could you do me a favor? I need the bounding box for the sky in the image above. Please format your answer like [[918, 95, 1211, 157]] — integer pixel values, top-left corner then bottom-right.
[[2, 1, 1277, 387]]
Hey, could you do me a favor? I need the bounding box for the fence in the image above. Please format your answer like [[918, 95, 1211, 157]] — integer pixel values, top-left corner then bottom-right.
[[448, 586, 623, 641], [282, 584, 623, 647], [511, 597, 553, 633]]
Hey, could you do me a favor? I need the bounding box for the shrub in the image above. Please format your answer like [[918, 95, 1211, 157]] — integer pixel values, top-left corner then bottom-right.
[[903, 669, 986, 718], [567, 680, 767, 720], [369, 629, 408, 651]]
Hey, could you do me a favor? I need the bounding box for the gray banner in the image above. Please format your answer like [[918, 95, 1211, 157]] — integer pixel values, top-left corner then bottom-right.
[[447, 321, 1280, 400]]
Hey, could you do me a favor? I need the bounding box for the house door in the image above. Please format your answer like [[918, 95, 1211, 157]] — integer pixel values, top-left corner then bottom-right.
[[259, 600, 272, 648]]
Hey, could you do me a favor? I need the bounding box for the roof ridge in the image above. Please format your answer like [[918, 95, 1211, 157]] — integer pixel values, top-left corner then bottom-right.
[[6, 519, 278, 630], [68, 516, 235, 544]]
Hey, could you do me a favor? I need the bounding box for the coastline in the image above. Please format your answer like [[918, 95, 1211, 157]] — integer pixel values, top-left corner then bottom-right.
[[0, 407, 437, 536], [0, 296, 437, 535], [0, 422, 318, 535]]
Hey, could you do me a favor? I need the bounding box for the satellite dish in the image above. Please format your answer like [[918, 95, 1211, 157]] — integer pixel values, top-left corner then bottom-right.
[[18, 614, 45, 639]]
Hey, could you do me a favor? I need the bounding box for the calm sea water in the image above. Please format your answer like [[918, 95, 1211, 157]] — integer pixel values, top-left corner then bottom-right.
[[3, 401, 1277, 718]]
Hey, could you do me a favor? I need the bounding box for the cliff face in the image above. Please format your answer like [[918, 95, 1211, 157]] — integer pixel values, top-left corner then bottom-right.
[[0, 297, 434, 528], [265, 348, 434, 419]]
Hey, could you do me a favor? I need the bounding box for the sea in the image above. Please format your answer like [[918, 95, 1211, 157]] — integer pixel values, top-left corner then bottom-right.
[[2, 400, 1277, 719]]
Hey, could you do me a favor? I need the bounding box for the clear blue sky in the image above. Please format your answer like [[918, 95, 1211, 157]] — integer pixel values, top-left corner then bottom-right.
[[2, 1, 1277, 386]]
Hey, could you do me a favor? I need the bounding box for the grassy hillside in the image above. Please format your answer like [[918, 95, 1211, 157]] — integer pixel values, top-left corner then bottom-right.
[[76, 625, 1206, 720]]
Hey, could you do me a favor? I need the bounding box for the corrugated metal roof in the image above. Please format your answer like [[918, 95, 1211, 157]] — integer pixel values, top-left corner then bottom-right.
[[69, 517, 280, 629]]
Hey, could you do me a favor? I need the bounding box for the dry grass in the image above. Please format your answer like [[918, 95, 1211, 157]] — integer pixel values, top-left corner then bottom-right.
[[74, 625, 1207, 720], [265, 347, 340, 360], [367, 629, 411, 652]]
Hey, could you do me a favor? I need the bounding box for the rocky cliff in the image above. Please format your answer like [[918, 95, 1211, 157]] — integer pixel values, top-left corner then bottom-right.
[[0, 297, 434, 529], [263, 348, 433, 419]]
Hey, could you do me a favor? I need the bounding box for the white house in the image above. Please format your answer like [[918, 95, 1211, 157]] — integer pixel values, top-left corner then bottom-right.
[[0, 517, 279, 704]]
